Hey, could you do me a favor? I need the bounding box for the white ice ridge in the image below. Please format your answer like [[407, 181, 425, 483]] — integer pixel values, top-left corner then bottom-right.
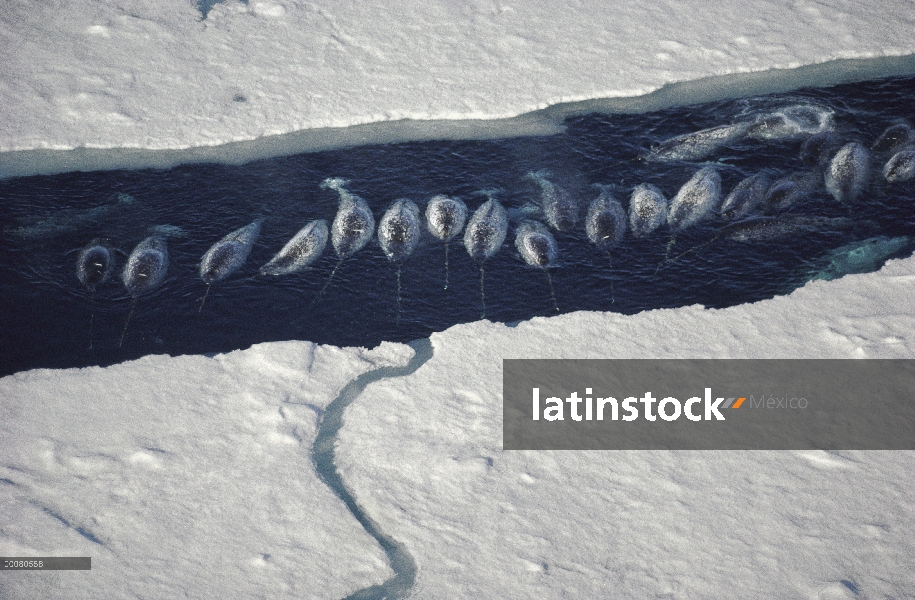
[[0, 340, 414, 600], [337, 253, 915, 598], [3, 0, 915, 157]]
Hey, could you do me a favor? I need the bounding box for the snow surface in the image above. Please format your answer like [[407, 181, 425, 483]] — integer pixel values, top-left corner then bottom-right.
[[0, 342, 412, 599], [2, 0, 915, 598]]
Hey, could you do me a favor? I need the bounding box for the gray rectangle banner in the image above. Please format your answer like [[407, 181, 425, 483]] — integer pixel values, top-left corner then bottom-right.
[[1, 557, 91, 570], [503, 359, 915, 450]]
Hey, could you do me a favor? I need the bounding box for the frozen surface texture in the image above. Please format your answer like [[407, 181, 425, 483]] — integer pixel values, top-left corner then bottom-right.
[[337, 255, 915, 597], [2, 0, 915, 152], [0, 341, 413, 599]]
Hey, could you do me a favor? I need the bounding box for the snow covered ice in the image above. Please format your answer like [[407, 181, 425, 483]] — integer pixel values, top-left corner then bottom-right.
[[3, 0, 915, 598]]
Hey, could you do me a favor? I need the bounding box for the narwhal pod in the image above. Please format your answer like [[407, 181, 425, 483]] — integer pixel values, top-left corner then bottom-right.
[[585, 187, 627, 249], [526, 171, 579, 232], [322, 177, 376, 259], [200, 220, 262, 284], [825, 142, 871, 204], [628, 183, 667, 237], [514, 220, 558, 268], [425, 195, 468, 243], [261, 220, 329, 276], [464, 197, 508, 262], [122, 236, 169, 297], [667, 167, 722, 231], [77, 239, 115, 292], [378, 199, 422, 264]]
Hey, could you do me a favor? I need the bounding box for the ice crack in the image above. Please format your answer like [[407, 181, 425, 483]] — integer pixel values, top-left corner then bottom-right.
[[313, 337, 432, 600]]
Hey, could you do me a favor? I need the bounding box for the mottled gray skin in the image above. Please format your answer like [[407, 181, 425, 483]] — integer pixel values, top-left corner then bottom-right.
[[261, 220, 328, 276], [526, 172, 579, 232], [378, 199, 421, 264], [745, 104, 834, 141], [122, 236, 168, 297], [200, 220, 262, 284], [721, 215, 854, 243], [514, 220, 557, 268], [425, 195, 468, 242], [762, 171, 820, 214], [586, 189, 627, 249], [825, 142, 871, 204], [872, 123, 915, 155], [76, 239, 114, 292], [799, 131, 843, 166], [647, 124, 749, 161], [883, 149, 915, 183], [628, 183, 667, 237], [464, 198, 508, 263], [322, 178, 376, 259], [667, 167, 722, 231], [721, 173, 771, 220]]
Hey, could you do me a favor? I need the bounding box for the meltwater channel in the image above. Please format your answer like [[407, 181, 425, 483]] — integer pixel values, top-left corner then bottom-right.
[[1, 75, 914, 376]]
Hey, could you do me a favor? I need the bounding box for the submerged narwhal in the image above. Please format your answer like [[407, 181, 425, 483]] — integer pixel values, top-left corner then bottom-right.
[[378, 198, 422, 319], [199, 219, 262, 312], [425, 195, 468, 289], [464, 191, 508, 319], [120, 235, 169, 347], [261, 220, 328, 276], [515, 219, 560, 313], [525, 171, 579, 232], [721, 173, 771, 220], [315, 177, 376, 300], [76, 238, 115, 349]]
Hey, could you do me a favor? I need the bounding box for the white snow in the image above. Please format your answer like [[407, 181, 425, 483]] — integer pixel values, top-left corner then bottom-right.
[[2, 0, 915, 598], [3, 1, 915, 176], [0, 341, 412, 599]]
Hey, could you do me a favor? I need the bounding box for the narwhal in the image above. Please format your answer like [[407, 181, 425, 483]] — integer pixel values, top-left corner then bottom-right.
[[720, 173, 771, 220], [872, 123, 915, 155], [745, 104, 835, 141], [514, 220, 560, 312], [825, 142, 871, 204], [120, 236, 169, 347], [761, 171, 819, 214], [586, 186, 627, 303], [76, 238, 115, 350], [525, 171, 579, 232], [657, 166, 721, 271], [646, 123, 749, 162], [378, 198, 422, 320], [260, 220, 328, 276], [883, 149, 915, 183], [199, 219, 262, 312], [464, 191, 508, 319], [425, 195, 468, 289], [315, 177, 376, 301], [628, 183, 668, 238]]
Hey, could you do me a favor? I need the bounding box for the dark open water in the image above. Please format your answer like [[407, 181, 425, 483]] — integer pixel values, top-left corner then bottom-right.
[[1, 75, 914, 376]]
